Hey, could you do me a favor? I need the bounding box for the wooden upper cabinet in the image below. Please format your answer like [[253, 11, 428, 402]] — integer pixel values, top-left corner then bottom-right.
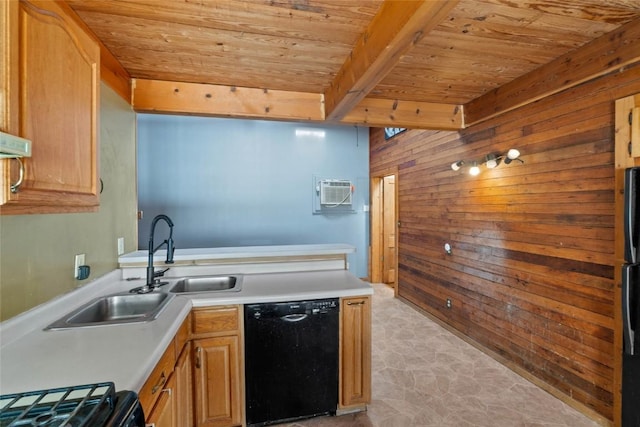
[[1, 0, 99, 214]]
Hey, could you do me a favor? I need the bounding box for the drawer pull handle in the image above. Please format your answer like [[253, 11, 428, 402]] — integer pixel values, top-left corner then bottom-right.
[[151, 372, 166, 394], [347, 301, 365, 306], [195, 347, 202, 369], [10, 158, 24, 194]]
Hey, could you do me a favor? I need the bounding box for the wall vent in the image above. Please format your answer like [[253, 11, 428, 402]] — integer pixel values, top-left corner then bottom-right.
[[320, 180, 352, 205]]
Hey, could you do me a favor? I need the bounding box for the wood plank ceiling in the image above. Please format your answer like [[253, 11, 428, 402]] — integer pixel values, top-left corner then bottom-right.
[[66, 0, 640, 130]]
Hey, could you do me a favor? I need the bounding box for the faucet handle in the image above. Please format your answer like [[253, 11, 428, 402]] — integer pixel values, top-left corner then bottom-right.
[[154, 267, 170, 278]]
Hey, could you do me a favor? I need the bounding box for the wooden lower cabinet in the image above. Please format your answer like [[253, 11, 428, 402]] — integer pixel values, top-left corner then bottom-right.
[[339, 296, 372, 409], [175, 344, 193, 426], [191, 305, 243, 427], [193, 336, 242, 427], [141, 296, 372, 426], [139, 317, 188, 427], [145, 372, 176, 427], [139, 342, 176, 420]]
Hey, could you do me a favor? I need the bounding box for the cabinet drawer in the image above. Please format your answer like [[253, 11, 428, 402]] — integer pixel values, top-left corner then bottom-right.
[[138, 342, 176, 415], [191, 306, 240, 337]]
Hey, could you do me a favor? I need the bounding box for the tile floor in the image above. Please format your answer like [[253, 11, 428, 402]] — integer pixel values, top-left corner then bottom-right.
[[281, 283, 602, 427]]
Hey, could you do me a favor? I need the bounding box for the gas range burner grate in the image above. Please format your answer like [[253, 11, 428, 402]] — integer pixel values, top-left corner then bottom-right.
[[0, 382, 116, 427]]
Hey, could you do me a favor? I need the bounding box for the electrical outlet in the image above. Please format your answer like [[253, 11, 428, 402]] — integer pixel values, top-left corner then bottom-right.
[[74, 254, 85, 279], [446, 298, 452, 309], [117, 237, 125, 255]]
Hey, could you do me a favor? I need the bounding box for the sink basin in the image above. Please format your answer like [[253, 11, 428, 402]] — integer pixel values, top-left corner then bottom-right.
[[45, 292, 174, 330], [169, 275, 242, 294]]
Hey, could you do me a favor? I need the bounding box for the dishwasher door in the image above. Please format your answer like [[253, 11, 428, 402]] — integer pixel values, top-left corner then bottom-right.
[[244, 298, 339, 427]]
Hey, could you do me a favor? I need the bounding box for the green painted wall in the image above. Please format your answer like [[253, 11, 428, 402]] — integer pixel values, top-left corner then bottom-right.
[[0, 84, 138, 321]]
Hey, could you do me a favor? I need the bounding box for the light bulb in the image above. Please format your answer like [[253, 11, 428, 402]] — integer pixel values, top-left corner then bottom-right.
[[469, 162, 480, 176], [451, 160, 464, 171], [485, 154, 498, 169], [504, 148, 520, 164]]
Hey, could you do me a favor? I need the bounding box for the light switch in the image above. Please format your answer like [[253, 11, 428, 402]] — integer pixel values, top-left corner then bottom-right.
[[117, 237, 125, 255]]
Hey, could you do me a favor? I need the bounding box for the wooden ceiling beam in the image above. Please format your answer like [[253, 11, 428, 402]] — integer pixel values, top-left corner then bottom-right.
[[323, 0, 459, 121], [132, 79, 324, 122], [131, 79, 464, 130], [341, 98, 463, 130], [99, 46, 131, 103], [465, 16, 640, 127]]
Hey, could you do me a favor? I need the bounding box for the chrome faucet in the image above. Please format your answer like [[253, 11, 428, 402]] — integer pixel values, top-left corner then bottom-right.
[[132, 214, 175, 294]]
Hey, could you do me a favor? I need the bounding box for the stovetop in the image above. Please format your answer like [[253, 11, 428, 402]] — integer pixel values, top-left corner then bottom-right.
[[0, 382, 116, 427]]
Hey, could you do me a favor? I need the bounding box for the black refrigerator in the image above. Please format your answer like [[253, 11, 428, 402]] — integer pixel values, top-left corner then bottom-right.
[[622, 167, 640, 426]]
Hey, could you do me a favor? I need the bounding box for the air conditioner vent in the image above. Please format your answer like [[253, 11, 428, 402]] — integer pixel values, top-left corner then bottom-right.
[[320, 180, 352, 205]]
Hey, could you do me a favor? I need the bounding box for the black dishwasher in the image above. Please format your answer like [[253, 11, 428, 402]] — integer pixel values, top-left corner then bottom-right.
[[244, 298, 339, 427]]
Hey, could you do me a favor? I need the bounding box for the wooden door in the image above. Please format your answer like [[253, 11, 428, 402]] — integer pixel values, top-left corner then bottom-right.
[[339, 296, 371, 408], [145, 373, 176, 427], [193, 336, 242, 427], [370, 177, 383, 283], [382, 175, 397, 286]]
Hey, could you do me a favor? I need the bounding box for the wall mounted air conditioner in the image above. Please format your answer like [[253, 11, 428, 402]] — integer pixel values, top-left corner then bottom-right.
[[320, 179, 352, 205]]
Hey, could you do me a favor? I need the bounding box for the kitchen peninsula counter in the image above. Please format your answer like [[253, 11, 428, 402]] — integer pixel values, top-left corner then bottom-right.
[[118, 243, 356, 278], [119, 243, 356, 265]]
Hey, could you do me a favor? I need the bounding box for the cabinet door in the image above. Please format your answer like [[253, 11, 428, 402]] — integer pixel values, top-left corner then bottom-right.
[[145, 373, 176, 427], [340, 296, 372, 408], [175, 344, 193, 427], [1, 0, 99, 213], [1, 0, 19, 134], [193, 336, 242, 427]]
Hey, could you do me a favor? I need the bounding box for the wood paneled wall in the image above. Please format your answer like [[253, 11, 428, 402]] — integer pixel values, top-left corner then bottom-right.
[[370, 64, 640, 422]]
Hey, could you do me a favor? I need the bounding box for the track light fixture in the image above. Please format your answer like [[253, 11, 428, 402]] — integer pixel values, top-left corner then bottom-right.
[[503, 148, 521, 164], [485, 154, 499, 169], [450, 148, 523, 176], [450, 160, 464, 171]]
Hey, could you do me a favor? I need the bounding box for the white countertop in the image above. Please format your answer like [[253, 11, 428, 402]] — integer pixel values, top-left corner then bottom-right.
[[0, 268, 371, 396], [118, 243, 356, 264]]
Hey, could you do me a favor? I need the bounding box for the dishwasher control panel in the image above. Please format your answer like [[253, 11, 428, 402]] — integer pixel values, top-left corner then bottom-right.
[[246, 298, 339, 319], [311, 299, 338, 311]]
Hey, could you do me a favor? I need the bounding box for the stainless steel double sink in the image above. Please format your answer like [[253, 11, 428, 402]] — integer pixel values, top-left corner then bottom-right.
[[45, 275, 242, 330]]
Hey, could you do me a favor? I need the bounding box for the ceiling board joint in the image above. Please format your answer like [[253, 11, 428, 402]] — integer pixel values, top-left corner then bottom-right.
[[324, 0, 460, 122]]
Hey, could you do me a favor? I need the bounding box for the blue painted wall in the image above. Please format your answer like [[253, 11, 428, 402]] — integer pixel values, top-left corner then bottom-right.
[[137, 114, 370, 278]]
